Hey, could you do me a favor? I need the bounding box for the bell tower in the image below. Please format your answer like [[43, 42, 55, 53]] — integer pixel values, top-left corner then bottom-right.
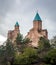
[[33, 13, 42, 32], [15, 22, 19, 31]]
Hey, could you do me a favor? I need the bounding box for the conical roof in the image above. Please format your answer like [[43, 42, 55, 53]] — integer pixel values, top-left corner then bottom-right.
[[34, 12, 42, 21], [15, 21, 19, 26]]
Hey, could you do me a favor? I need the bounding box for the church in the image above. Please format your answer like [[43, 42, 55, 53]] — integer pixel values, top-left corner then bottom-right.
[[8, 12, 48, 47]]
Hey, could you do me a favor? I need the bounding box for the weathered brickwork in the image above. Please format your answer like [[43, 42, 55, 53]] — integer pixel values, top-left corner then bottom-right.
[[8, 13, 48, 47]]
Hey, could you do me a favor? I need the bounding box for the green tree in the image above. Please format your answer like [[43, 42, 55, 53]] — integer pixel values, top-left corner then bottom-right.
[[14, 47, 39, 65], [0, 45, 6, 65], [22, 38, 30, 44], [5, 39, 17, 65], [15, 33, 31, 52], [16, 33, 23, 45], [16, 33, 30, 44], [43, 49, 56, 65], [50, 36, 56, 48], [38, 37, 50, 51], [0, 39, 19, 65]]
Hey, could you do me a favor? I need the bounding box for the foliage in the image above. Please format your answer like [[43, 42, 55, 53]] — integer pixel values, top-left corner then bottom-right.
[[38, 37, 50, 51], [6, 39, 15, 57], [44, 64, 51, 65], [0, 39, 17, 65], [5, 39, 19, 65], [0, 34, 56, 65], [22, 38, 30, 44], [16, 33, 30, 44], [50, 36, 56, 48], [0, 45, 6, 65], [43, 49, 56, 65], [16, 33, 23, 44], [15, 33, 31, 52], [14, 47, 39, 65], [0, 34, 31, 65]]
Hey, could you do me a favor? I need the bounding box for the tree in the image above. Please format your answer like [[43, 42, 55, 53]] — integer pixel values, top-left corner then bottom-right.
[[22, 38, 30, 44], [50, 36, 56, 48], [0, 45, 6, 65], [38, 37, 50, 51], [16, 33, 23, 45], [16, 33, 30, 44], [14, 47, 39, 65], [15, 33, 31, 52], [43, 49, 56, 65], [5, 39, 17, 65], [0, 39, 19, 65]]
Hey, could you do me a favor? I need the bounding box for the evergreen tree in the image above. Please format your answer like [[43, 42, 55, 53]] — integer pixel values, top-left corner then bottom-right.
[[15, 33, 31, 52], [43, 49, 56, 65], [38, 37, 50, 51], [14, 47, 39, 65]]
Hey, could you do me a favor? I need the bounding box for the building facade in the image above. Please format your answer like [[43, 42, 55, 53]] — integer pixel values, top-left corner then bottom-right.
[[8, 22, 20, 43], [26, 13, 48, 47], [8, 12, 48, 47]]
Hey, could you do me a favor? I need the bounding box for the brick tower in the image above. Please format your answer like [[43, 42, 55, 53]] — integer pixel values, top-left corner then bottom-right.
[[33, 13, 42, 31], [8, 22, 20, 43], [26, 12, 48, 47]]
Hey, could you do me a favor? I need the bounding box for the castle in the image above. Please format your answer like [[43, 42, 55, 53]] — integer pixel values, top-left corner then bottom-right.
[[8, 22, 20, 43], [8, 12, 48, 47]]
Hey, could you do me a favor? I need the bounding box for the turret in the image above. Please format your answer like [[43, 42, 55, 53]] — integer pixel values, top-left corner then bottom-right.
[[33, 13, 42, 32], [15, 21, 19, 31]]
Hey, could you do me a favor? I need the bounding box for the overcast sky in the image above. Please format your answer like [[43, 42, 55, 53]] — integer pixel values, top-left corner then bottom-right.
[[0, 0, 56, 39]]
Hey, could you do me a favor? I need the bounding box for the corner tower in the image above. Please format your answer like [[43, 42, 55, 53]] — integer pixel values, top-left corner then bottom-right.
[[26, 12, 48, 47], [33, 13, 42, 32], [15, 22, 19, 31], [8, 21, 20, 43]]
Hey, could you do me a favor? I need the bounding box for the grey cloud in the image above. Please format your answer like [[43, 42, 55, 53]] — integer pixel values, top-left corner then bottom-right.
[[0, 0, 15, 23], [0, 0, 14, 14], [0, 0, 56, 39]]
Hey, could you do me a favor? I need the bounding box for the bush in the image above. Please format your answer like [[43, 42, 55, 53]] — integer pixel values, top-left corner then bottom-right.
[[14, 47, 39, 65], [43, 49, 56, 65], [38, 37, 50, 51]]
